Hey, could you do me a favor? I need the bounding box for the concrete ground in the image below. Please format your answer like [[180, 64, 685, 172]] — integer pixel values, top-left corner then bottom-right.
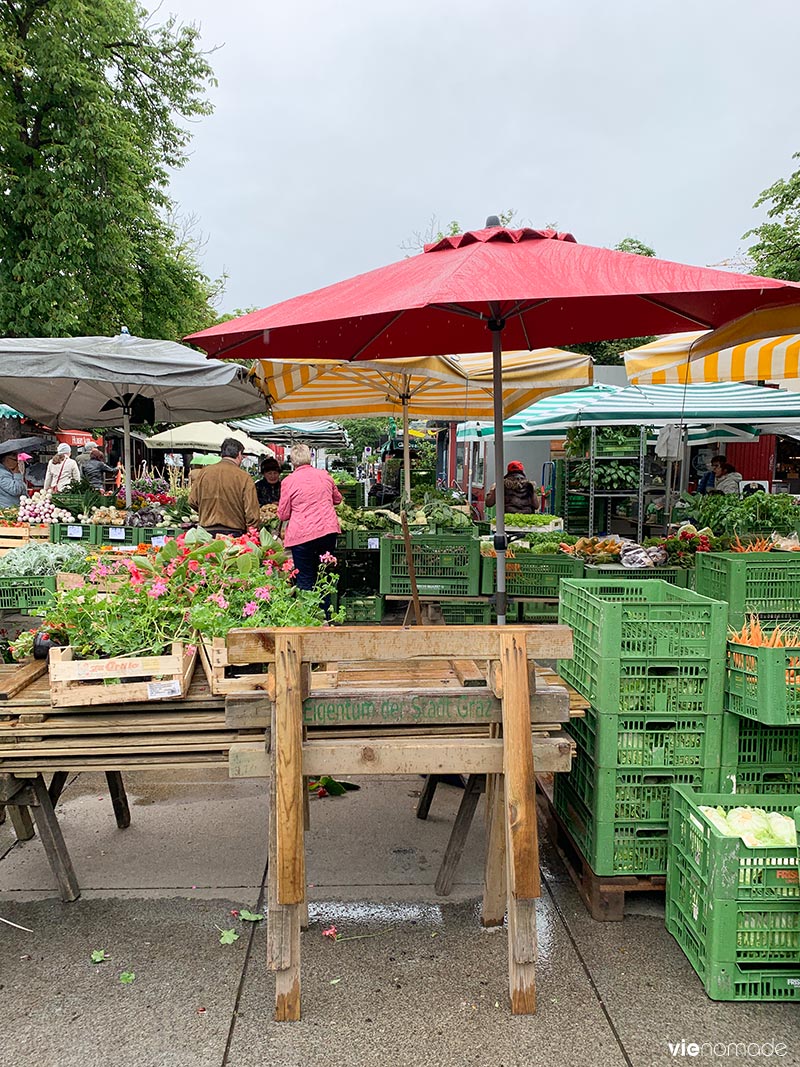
[[0, 769, 798, 1067]]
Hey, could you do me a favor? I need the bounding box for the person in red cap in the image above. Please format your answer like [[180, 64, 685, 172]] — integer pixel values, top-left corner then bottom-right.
[[485, 460, 538, 513]]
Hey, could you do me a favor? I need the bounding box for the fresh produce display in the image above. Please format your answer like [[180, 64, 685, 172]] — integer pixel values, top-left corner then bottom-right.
[[420, 500, 473, 529], [564, 426, 650, 458], [335, 503, 396, 531], [0, 507, 21, 524], [560, 536, 625, 562], [698, 805, 798, 848], [644, 526, 721, 567], [51, 479, 104, 516], [331, 470, 358, 485], [570, 459, 640, 490], [728, 615, 800, 650], [18, 491, 74, 524], [0, 542, 91, 576], [80, 505, 128, 524], [124, 505, 166, 528], [494, 513, 563, 528], [680, 490, 800, 535]]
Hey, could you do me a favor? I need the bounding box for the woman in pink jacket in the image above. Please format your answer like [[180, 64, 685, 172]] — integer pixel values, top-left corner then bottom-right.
[[277, 443, 342, 590]]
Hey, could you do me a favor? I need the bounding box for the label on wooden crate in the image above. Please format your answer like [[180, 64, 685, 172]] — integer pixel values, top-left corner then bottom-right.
[[66, 525, 84, 539], [147, 679, 182, 699], [108, 527, 126, 541]]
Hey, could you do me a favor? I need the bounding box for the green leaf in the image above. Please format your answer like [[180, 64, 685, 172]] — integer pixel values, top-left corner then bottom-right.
[[238, 910, 265, 923], [119, 972, 136, 984], [90, 949, 109, 964], [219, 928, 240, 945]]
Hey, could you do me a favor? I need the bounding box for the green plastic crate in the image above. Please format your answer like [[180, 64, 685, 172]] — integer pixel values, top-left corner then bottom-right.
[[665, 784, 800, 999], [696, 552, 800, 625], [719, 767, 800, 795], [559, 579, 728, 660], [562, 641, 722, 717], [481, 553, 583, 597], [564, 708, 723, 770], [518, 599, 560, 623], [336, 483, 363, 508], [49, 522, 93, 544], [345, 530, 385, 551], [720, 715, 800, 769], [668, 785, 800, 902], [337, 595, 384, 623], [438, 599, 493, 626], [554, 774, 670, 875], [583, 563, 689, 587], [725, 641, 800, 726], [0, 575, 56, 612], [558, 579, 726, 715], [379, 535, 480, 596], [595, 433, 641, 456], [337, 549, 381, 596], [665, 901, 800, 1001], [562, 740, 717, 824], [135, 527, 182, 547], [91, 524, 138, 547]]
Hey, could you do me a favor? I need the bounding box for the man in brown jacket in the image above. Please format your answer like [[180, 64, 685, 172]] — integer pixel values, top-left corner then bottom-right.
[[189, 437, 260, 536]]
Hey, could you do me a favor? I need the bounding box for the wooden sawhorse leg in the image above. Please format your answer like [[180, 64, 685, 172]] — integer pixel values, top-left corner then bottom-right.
[[29, 774, 81, 902], [434, 774, 484, 896], [8, 804, 35, 841], [105, 771, 131, 829]]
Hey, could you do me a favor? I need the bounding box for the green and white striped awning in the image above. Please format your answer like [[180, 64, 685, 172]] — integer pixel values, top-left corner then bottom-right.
[[463, 383, 800, 439]]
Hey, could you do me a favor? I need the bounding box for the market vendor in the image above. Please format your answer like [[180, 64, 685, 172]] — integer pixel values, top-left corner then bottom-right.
[[43, 443, 80, 494], [710, 457, 742, 495], [188, 436, 260, 537], [255, 456, 282, 506], [485, 461, 538, 514], [0, 446, 27, 507]]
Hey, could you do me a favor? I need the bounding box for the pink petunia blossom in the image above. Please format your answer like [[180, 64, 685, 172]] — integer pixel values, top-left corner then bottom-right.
[[187, 559, 200, 573], [322, 925, 338, 940], [208, 592, 229, 610], [242, 601, 258, 618], [319, 552, 337, 566], [146, 578, 169, 599], [253, 586, 271, 601], [281, 560, 294, 573]]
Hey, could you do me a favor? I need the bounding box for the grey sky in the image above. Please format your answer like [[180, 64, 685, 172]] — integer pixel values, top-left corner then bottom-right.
[[150, 0, 800, 316]]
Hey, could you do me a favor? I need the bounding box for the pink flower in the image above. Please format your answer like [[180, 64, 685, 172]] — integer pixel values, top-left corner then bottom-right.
[[125, 562, 144, 587], [208, 592, 229, 609], [322, 925, 338, 940], [242, 601, 258, 618], [253, 586, 271, 601], [282, 560, 294, 573], [146, 578, 169, 599], [187, 559, 200, 573], [185, 644, 197, 657], [319, 552, 337, 566]]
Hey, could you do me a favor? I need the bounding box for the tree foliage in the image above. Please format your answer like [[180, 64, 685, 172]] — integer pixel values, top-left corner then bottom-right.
[[0, 0, 220, 339], [745, 158, 800, 280]]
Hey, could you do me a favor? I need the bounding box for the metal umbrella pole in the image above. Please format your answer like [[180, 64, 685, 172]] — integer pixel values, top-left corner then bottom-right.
[[489, 312, 507, 625], [401, 383, 412, 503], [122, 402, 133, 508]]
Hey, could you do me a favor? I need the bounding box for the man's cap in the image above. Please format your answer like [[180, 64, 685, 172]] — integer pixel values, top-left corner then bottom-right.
[[507, 461, 525, 474]]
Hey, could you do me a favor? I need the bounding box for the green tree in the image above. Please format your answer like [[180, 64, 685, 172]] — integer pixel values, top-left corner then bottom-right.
[[745, 159, 800, 280], [0, 0, 219, 339], [338, 418, 389, 459]]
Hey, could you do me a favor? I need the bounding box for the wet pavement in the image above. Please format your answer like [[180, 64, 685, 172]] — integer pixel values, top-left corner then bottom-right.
[[1, 770, 798, 1066]]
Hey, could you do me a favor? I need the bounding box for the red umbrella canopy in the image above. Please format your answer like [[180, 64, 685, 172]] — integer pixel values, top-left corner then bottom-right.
[[187, 226, 800, 361]]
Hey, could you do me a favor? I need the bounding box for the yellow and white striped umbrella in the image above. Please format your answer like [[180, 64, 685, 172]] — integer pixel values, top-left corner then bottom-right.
[[625, 329, 800, 385], [251, 349, 592, 422]]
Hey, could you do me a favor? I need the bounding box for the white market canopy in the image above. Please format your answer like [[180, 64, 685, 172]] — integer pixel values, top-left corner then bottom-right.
[[144, 422, 272, 456], [466, 383, 800, 438], [231, 417, 350, 449]]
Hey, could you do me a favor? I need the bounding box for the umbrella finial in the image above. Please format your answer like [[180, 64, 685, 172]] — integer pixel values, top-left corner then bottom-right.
[[485, 215, 502, 228]]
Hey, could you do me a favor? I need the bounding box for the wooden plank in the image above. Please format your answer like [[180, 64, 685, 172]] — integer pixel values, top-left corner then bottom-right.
[[451, 660, 487, 688], [267, 704, 293, 971], [0, 711, 229, 739], [199, 639, 274, 696], [481, 763, 506, 928], [500, 632, 540, 901], [30, 774, 80, 903], [0, 772, 27, 802], [273, 634, 305, 906], [226, 626, 574, 665], [0, 659, 47, 701], [105, 771, 131, 829], [8, 803, 35, 841], [5, 753, 230, 772], [434, 774, 483, 896], [504, 775, 537, 1014], [229, 734, 573, 779]]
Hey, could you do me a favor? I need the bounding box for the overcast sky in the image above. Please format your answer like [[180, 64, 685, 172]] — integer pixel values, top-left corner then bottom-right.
[[148, 0, 800, 316]]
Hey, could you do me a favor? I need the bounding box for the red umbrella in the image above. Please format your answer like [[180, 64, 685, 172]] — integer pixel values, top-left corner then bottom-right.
[[188, 221, 800, 621]]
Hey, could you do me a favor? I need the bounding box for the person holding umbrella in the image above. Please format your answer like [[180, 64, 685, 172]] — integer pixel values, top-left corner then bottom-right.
[[0, 445, 28, 507]]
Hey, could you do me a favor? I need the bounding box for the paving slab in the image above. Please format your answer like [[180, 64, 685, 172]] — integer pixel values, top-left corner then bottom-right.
[[225, 897, 630, 1067], [0, 896, 249, 1067], [544, 877, 800, 1067]]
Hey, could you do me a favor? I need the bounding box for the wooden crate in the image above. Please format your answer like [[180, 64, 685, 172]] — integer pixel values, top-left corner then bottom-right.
[[0, 525, 50, 557], [48, 642, 196, 708], [0, 659, 48, 702], [55, 572, 126, 594], [198, 637, 272, 696]]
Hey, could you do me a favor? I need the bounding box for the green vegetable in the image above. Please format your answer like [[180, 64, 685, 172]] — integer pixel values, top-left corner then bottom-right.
[[699, 805, 798, 847], [500, 513, 561, 527], [0, 542, 91, 576]]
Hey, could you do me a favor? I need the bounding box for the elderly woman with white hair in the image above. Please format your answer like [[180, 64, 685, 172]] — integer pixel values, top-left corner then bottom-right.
[[277, 443, 342, 591], [43, 443, 80, 494]]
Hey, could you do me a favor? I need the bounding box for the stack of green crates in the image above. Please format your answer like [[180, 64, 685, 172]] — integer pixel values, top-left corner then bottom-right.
[[481, 552, 582, 624], [666, 784, 800, 1001], [718, 716, 800, 796], [583, 563, 689, 587], [556, 579, 727, 875], [336, 594, 385, 623], [378, 534, 480, 596]]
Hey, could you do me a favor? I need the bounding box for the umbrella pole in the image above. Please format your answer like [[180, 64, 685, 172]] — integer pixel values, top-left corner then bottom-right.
[[490, 321, 507, 625], [123, 406, 132, 509], [402, 391, 412, 504]]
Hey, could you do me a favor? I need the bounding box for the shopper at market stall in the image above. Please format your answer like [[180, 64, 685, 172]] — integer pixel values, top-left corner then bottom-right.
[[278, 443, 342, 590], [255, 456, 282, 506], [189, 436, 260, 537], [697, 454, 725, 494], [43, 443, 80, 494], [485, 460, 539, 514], [710, 457, 742, 495], [0, 447, 27, 507], [82, 448, 118, 491]]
